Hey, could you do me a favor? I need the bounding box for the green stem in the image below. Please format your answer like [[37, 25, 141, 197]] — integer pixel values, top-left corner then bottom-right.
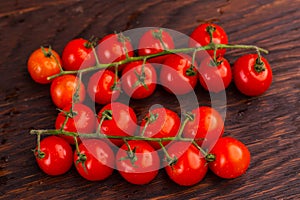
[[176, 112, 194, 138], [46, 43, 268, 80]]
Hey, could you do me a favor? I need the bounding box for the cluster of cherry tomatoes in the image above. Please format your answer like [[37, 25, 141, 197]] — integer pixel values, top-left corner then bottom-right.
[[28, 22, 272, 186]]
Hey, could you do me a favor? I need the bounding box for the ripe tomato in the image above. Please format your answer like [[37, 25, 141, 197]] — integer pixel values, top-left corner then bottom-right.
[[27, 47, 61, 84], [74, 139, 114, 181], [208, 137, 251, 179], [233, 54, 272, 96], [97, 33, 134, 71], [87, 70, 120, 105], [165, 142, 208, 186], [97, 102, 137, 147], [35, 136, 73, 176], [160, 53, 198, 95], [189, 23, 228, 58], [139, 107, 180, 149], [55, 103, 96, 144], [62, 38, 96, 71], [138, 28, 175, 63], [199, 56, 232, 93], [121, 61, 157, 99], [50, 74, 86, 109], [183, 106, 224, 149], [116, 140, 160, 185]]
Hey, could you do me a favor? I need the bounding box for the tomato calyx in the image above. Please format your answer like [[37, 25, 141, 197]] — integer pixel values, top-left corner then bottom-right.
[[84, 36, 98, 49], [76, 152, 88, 173], [152, 29, 168, 50], [40, 46, 53, 58], [205, 153, 216, 162], [186, 64, 197, 76], [119, 144, 138, 167], [132, 62, 149, 90], [254, 57, 266, 73], [140, 112, 159, 137], [206, 25, 216, 43]]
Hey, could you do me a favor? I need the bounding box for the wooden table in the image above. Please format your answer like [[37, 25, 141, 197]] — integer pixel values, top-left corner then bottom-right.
[[0, 0, 299, 199]]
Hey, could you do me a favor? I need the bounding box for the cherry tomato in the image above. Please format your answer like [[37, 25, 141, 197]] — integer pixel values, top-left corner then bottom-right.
[[121, 61, 157, 99], [165, 142, 208, 186], [160, 53, 198, 95], [199, 56, 232, 93], [189, 23, 228, 58], [138, 28, 175, 63], [97, 102, 137, 147], [97, 33, 134, 71], [208, 137, 251, 179], [74, 139, 114, 181], [139, 107, 180, 149], [233, 54, 272, 96], [62, 38, 95, 70], [116, 140, 160, 185], [183, 106, 224, 149], [35, 136, 73, 176], [55, 103, 96, 144], [50, 74, 86, 109], [27, 47, 61, 84], [87, 70, 120, 105]]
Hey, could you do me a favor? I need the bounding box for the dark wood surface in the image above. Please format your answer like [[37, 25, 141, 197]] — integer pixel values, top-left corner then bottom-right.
[[0, 0, 299, 199]]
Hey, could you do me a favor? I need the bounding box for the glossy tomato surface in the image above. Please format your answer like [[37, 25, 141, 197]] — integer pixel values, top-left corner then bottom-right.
[[27, 47, 61, 84], [121, 61, 157, 99], [208, 137, 251, 179], [35, 136, 73, 176], [116, 140, 160, 185], [97, 102, 137, 147], [62, 38, 96, 70], [74, 139, 114, 181], [233, 54, 272, 96], [50, 74, 86, 109], [165, 142, 208, 186]]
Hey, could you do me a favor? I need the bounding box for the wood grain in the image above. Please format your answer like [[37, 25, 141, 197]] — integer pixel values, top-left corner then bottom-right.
[[0, 0, 299, 199]]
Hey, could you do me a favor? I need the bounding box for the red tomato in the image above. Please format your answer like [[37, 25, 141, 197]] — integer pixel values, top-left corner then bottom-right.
[[35, 136, 73, 176], [97, 33, 134, 71], [55, 103, 96, 144], [116, 140, 160, 185], [183, 106, 224, 149], [97, 102, 137, 147], [165, 142, 208, 186], [62, 38, 96, 70], [160, 53, 198, 95], [27, 47, 61, 84], [189, 23, 228, 58], [139, 107, 180, 149], [199, 56, 232, 93], [121, 61, 157, 99], [74, 139, 114, 181], [208, 137, 251, 179], [87, 70, 120, 105], [138, 28, 175, 63], [233, 54, 272, 96], [50, 74, 86, 109]]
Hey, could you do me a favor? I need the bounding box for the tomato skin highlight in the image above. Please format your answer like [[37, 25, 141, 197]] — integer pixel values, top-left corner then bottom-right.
[[160, 53, 198, 95], [165, 142, 208, 186], [138, 29, 175, 63], [27, 47, 61, 84], [233, 54, 272, 96], [139, 107, 180, 149], [35, 136, 73, 176], [62, 38, 96, 71], [55, 103, 96, 144], [97, 102, 137, 147], [189, 23, 228, 59], [199, 56, 232, 93], [121, 61, 157, 99], [87, 69, 120, 105], [74, 139, 115, 181], [183, 106, 224, 149], [116, 140, 160, 185], [208, 137, 251, 179], [50, 74, 86, 109]]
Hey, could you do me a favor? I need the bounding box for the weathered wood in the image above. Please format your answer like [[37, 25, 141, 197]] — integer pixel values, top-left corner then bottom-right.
[[0, 0, 299, 199]]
